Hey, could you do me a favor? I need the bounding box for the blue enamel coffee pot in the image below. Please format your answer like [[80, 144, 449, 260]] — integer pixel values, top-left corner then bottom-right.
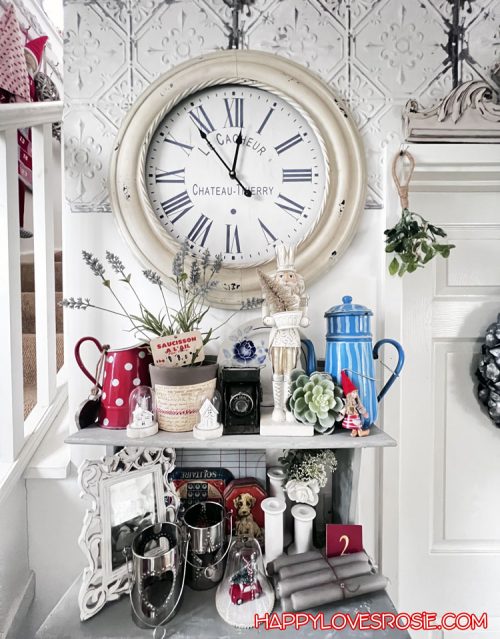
[[304, 296, 405, 427]]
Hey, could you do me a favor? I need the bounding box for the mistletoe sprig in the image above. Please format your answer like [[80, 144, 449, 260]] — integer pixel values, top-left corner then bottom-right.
[[384, 208, 455, 277], [387, 149, 455, 277]]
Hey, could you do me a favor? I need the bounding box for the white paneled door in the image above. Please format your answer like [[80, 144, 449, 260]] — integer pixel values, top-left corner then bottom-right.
[[383, 145, 500, 638]]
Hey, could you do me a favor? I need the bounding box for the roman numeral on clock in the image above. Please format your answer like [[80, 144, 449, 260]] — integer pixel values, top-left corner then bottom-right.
[[224, 98, 244, 128], [187, 214, 213, 247], [282, 168, 312, 182], [160, 190, 193, 223], [275, 193, 305, 219], [274, 133, 303, 155], [155, 168, 185, 184], [226, 224, 241, 254], [258, 218, 278, 245], [164, 135, 193, 155], [188, 105, 215, 135], [257, 107, 275, 135]]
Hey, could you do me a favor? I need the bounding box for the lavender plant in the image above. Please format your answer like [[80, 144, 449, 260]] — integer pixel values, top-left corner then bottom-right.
[[61, 241, 249, 351]]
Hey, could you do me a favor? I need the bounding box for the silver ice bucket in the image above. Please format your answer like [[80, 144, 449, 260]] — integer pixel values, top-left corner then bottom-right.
[[126, 522, 188, 629], [183, 501, 231, 590]]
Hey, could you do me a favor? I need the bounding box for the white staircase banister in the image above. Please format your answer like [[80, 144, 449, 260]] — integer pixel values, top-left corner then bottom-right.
[[0, 101, 64, 461], [0, 102, 63, 131], [32, 123, 57, 406], [0, 129, 24, 462]]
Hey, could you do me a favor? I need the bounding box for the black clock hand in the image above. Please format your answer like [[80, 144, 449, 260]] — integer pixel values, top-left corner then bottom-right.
[[230, 129, 243, 178], [197, 128, 252, 198], [198, 128, 231, 171]]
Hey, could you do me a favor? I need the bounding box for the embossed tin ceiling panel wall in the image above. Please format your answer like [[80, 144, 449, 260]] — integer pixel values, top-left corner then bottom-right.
[[64, 0, 498, 212]]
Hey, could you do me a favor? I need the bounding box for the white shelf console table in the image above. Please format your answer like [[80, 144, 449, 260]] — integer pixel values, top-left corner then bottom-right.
[[64, 423, 396, 526], [36, 577, 410, 639], [33, 421, 402, 638]]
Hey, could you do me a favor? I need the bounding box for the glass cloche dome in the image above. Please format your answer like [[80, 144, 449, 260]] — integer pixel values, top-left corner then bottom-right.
[[127, 385, 158, 439], [215, 536, 274, 628]]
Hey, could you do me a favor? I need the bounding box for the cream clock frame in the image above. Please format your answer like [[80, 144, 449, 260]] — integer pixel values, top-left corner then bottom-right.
[[109, 50, 366, 309]]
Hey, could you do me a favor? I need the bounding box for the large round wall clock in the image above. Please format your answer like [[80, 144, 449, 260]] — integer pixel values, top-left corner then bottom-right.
[[110, 51, 366, 309]]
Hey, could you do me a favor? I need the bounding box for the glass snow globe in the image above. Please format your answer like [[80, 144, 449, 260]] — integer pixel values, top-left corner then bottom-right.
[[215, 536, 274, 628], [127, 385, 158, 439]]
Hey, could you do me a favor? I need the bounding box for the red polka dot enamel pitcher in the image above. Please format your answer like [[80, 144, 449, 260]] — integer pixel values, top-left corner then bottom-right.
[[75, 337, 153, 429]]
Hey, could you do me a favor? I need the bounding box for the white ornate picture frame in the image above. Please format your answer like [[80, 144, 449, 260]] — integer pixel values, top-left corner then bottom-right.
[[77, 447, 178, 621]]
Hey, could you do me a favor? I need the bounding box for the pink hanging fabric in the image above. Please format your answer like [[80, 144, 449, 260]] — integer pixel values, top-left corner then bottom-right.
[[0, 3, 30, 102]]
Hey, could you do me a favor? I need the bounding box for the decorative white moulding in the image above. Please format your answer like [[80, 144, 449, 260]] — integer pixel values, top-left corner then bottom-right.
[[404, 80, 500, 143]]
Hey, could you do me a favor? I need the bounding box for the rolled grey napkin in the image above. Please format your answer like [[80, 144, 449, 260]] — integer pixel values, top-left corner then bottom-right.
[[276, 568, 334, 599], [331, 560, 373, 581], [267, 549, 322, 575], [276, 560, 373, 598], [284, 573, 389, 612], [278, 552, 372, 581], [279, 558, 327, 579], [328, 551, 369, 567]]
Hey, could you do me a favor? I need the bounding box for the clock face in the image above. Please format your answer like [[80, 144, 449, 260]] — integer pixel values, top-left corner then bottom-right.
[[145, 85, 327, 267]]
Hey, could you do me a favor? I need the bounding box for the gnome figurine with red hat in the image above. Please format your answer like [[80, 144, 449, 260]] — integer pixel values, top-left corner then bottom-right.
[[341, 371, 370, 437]]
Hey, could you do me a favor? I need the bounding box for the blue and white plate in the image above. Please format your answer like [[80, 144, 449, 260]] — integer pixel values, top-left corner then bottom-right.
[[217, 321, 273, 407]]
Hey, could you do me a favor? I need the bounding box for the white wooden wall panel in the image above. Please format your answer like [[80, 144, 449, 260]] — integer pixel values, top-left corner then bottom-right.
[[444, 240, 500, 288], [383, 144, 500, 633], [407, 192, 500, 223], [433, 343, 500, 547], [436, 230, 500, 296]]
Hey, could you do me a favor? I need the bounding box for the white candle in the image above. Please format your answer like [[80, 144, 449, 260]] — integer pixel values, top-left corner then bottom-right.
[[288, 504, 316, 555], [267, 467, 292, 547], [261, 497, 286, 566]]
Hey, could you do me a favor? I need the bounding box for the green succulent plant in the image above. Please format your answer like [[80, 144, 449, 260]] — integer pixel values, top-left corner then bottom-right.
[[287, 370, 345, 434]]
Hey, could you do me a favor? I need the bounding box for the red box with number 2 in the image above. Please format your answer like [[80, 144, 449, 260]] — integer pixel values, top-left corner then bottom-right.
[[326, 524, 363, 557]]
